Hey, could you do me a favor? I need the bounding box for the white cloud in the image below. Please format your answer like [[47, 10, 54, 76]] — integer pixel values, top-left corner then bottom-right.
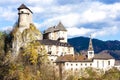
[[92, 26, 119, 38], [0, 6, 17, 21], [27, 0, 55, 5], [67, 27, 95, 38], [81, 9, 106, 23], [30, 6, 44, 13], [1, 0, 120, 40]]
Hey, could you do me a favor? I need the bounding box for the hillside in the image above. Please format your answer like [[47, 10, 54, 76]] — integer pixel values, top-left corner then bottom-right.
[[68, 36, 120, 59]]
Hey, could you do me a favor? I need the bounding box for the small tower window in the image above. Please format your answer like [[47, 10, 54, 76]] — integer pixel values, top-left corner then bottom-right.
[[89, 52, 93, 54], [21, 11, 24, 13]]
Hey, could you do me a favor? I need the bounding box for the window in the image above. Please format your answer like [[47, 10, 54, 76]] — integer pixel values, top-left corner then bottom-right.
[[108, 61, 110, 65], [51, 59, 53, 61], [89, 52, 93, 54], [81, 63, 82, 66], [90, 63, 92, 66], [97, 61, 99, 68], [102, 61, 104, 67], [71, 64, 73, 66], [66, 63, 68, 66], [48, 46, 52, 51], [21, 11, 24, 13], [76, 64, 78, 66], [68, 48, 70, 53], [85, 64, 87, 66]]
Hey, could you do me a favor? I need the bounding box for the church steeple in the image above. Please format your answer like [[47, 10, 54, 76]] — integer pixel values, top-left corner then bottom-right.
[[88, 35, 93, 51], [87, 35, 94, 59]]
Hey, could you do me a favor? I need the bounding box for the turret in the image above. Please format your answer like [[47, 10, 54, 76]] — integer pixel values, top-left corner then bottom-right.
[[18, 4, 33, 32], [43, 22, 67, 43], [56, 22, 67, 42], [87, 35, 94, 59]]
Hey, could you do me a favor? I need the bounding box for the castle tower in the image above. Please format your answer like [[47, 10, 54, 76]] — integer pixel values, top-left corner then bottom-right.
[[11, 4, 42, 57], [43, 22, 67, 42], [87, 35, 94, 59], [18, 4, 33, 32], [56, 22, 67, 42]]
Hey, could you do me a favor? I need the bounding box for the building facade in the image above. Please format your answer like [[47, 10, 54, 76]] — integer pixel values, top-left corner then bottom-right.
[[56, 38, 115, 73], [40, 22, 74, 62]]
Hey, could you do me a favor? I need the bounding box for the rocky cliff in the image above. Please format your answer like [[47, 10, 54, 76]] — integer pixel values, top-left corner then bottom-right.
[[11, 23, 42, 56]]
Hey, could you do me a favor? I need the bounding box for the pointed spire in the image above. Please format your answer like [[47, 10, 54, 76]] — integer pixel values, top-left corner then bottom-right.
[[88, 35, 93, 51], [56, 21, 67, 31]]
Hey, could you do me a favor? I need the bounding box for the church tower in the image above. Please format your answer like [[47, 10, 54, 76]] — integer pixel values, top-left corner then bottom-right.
[[87, 35, 94, 59], [18, 4, 33, 32]]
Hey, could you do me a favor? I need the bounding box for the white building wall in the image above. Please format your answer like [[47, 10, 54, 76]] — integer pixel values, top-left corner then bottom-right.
[[64, 62, 93, 72], [114, 66, 120, 70], [58, 31, 67, 42], [92, 59, 115, 70], [47, 31, 67, 42], [88, 51, 94, 59], [44, 45, 74, 62], [59, 59, 115, 73]]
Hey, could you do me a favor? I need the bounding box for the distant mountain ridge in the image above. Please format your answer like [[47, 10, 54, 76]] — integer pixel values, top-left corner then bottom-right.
[[68, 36, 120, 60]]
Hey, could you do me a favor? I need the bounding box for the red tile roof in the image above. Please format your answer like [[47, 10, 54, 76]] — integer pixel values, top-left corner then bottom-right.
[[56, 54, 93, 62], [94, 51, 114, 59]]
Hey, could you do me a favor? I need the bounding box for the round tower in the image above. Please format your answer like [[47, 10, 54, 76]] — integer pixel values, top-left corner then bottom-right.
[[18, 4, 33, 32]]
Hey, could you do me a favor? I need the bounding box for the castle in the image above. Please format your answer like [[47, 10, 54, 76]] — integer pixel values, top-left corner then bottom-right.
[[12, 4, 120, 74]]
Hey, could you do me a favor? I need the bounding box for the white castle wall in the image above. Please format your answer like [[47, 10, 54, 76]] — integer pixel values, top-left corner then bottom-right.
[[45, 45, 74, 62], [60, 59, 115, 73], [48, 31, 67, 43], [92, 59, 115, 70]]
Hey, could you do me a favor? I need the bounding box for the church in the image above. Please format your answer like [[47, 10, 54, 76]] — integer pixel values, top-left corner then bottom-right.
[[12, 4, 120, 74]]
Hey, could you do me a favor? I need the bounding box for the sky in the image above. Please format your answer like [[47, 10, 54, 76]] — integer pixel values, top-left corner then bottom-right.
[[0, 0, 120, 41]]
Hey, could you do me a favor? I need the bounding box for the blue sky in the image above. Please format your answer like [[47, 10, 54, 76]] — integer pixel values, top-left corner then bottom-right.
[[0, 0, 120, 41]]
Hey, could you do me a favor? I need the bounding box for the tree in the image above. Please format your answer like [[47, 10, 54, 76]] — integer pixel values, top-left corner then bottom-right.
[[102, 67, 120, 80], [21, 40, 47, 65]]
